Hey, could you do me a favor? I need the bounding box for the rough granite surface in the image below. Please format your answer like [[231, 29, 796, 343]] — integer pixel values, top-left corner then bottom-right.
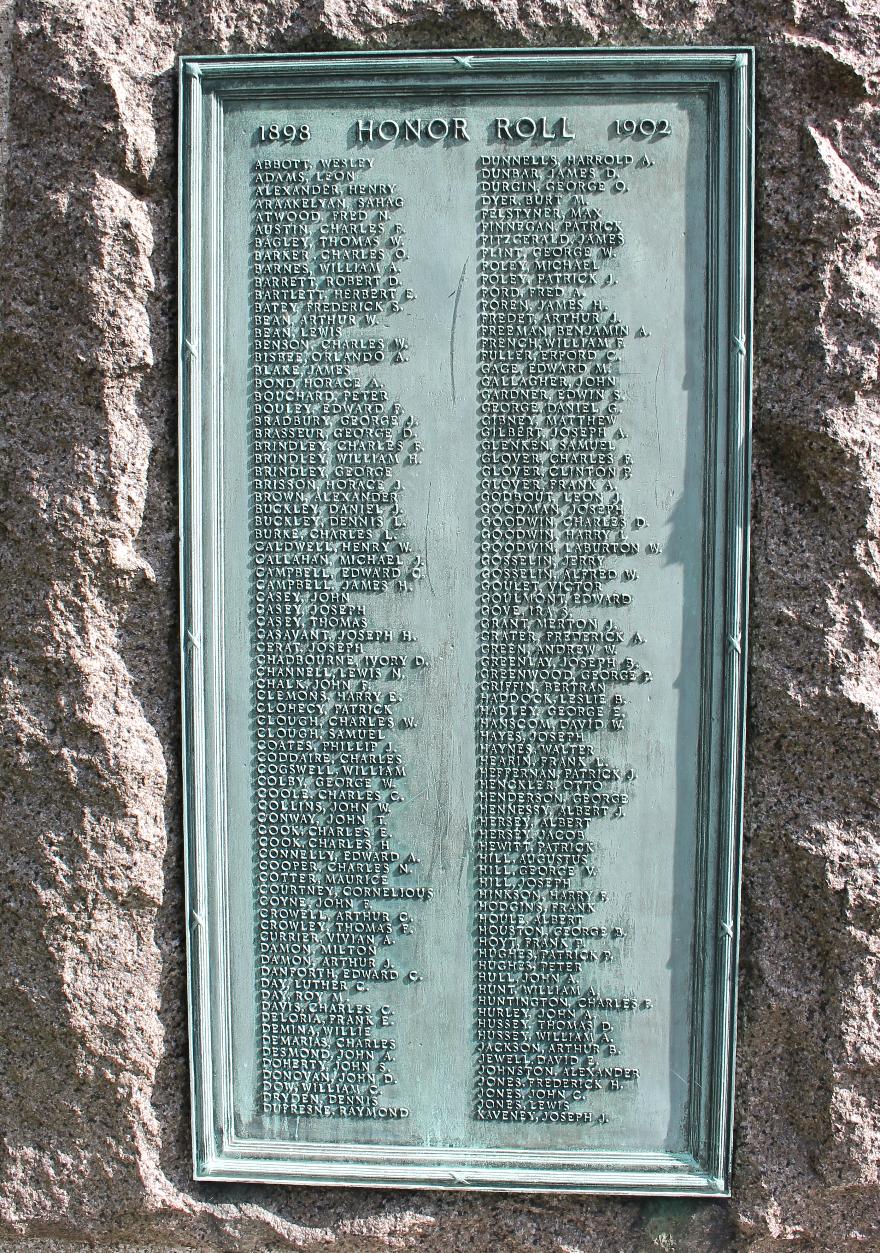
[[0, 0, 878, 1249]]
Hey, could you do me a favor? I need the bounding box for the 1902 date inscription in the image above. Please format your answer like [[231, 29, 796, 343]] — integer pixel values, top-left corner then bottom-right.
[[180, 49, 752, 1193]]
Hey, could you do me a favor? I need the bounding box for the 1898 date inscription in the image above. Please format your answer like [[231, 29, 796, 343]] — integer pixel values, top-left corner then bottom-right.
[[181, 49, 752, 1193]]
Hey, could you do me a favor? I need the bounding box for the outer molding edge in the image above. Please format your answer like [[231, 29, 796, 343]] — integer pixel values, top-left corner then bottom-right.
[[178, 46, 754, 1195]]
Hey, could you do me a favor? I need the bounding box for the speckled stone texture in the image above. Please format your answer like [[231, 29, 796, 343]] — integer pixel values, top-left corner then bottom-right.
[[0, 1, 877, 1249]]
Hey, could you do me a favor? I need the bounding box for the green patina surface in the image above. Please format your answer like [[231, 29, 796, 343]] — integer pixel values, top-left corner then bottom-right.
[[178, 48, 752, 1193]]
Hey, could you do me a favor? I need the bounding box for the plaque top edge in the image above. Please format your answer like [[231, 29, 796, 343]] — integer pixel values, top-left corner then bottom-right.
[[178, 45, 755, 79]]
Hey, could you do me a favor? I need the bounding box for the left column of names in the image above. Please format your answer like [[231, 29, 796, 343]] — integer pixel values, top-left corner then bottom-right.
[[248, 153, 431, 1123]]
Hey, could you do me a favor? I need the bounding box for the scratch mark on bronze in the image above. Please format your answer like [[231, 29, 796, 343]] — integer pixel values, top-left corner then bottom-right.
[[654, 351, 664, 461], [424, 480, 436, 595], [450, 256, 469, 406]]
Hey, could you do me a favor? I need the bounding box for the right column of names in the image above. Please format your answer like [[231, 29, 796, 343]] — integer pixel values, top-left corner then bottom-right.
[[474, 151, 658, 1127]]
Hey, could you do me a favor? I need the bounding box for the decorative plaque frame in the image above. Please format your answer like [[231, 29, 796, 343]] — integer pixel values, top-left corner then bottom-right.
[[179, 48, 753, 1193]]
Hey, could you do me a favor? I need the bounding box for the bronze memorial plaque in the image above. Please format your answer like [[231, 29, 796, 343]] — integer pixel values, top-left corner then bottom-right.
[[179, 48, 753, 1193]]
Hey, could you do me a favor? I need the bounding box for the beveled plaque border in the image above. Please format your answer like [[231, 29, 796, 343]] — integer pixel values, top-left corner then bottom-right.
[[178, 47, 754, 1194]]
